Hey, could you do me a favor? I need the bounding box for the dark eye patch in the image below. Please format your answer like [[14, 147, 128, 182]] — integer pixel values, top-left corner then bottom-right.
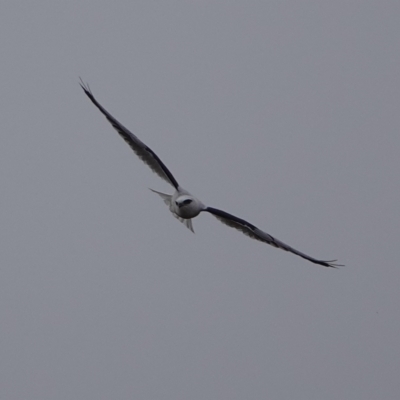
[[183, 199, 192, 205]]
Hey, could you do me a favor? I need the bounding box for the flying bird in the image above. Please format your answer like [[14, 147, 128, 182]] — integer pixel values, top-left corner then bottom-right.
[[80, 80, 342, 268]]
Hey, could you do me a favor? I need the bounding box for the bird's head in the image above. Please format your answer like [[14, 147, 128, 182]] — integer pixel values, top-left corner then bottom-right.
[[174, 195, 203, 219], [175, 195, 193, 209]]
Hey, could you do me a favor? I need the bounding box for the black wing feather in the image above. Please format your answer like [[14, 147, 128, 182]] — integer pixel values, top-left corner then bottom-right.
[[80, 80, 179, 190], [205, 207, 342, 268]]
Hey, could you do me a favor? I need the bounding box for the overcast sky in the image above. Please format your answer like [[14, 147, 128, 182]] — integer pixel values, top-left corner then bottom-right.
[[0, 1, 399, 399]]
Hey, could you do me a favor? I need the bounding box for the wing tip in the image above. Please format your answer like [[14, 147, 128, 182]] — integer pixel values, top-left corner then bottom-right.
[[79, 77, 89, 91], [79, 77, 94, 99], [318, 259, 344, 268]]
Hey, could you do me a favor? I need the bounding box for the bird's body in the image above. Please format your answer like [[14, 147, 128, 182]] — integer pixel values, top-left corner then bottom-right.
[[80, 80, 342, 268], [149, 188, 202, 232]]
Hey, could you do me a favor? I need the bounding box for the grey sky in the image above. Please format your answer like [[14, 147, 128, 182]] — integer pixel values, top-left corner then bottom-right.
[[0, 1, 399, 399]]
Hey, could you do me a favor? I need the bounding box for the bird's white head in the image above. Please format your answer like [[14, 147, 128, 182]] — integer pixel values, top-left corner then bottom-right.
[[174, 195, 203, 219]]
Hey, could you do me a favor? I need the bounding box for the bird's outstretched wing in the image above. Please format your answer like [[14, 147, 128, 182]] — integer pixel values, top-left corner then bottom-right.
[[80, 80, 179, 190], [205, 207, 343, 268]]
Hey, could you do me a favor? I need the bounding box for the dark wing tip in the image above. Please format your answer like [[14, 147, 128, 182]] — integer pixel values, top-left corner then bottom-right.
[[79, 77, 89, 91], [316, 259, 344, 268], [79, 77, 94, 98]]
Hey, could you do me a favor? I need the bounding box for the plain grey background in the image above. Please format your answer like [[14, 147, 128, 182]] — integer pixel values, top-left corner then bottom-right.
[[1, 1, 399, 399]]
